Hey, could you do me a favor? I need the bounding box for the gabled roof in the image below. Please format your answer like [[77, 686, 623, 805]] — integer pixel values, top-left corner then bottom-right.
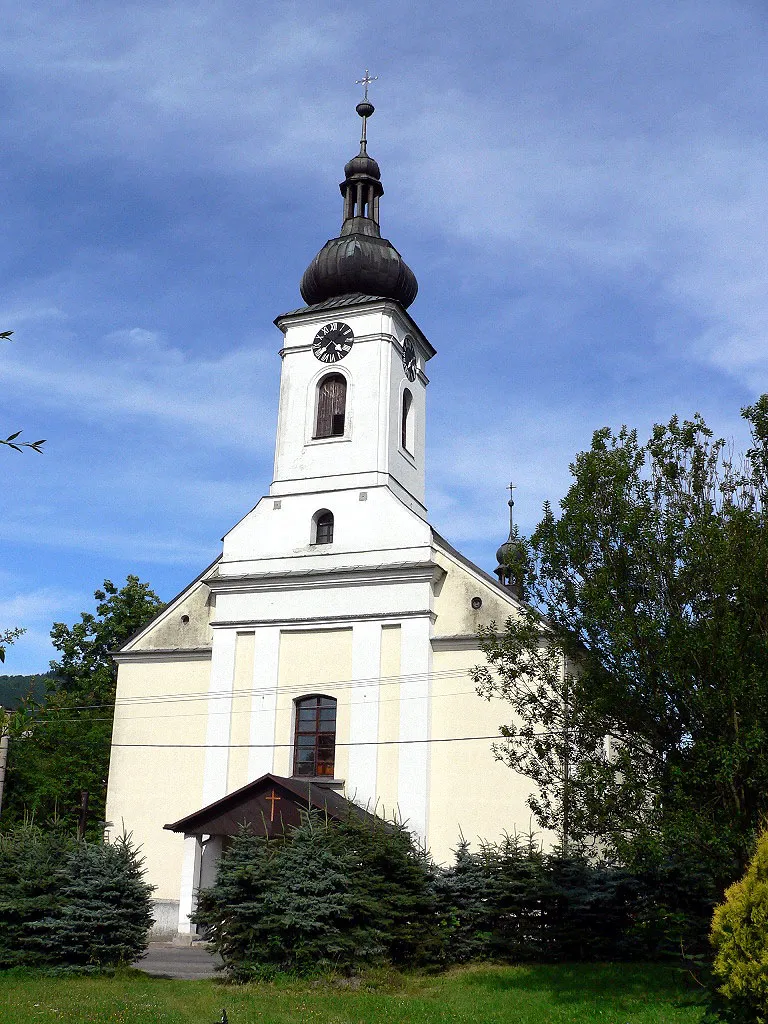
[[431, 528, 524, 608], [113, 554, 221, 655], [164, 773, 384, 838]]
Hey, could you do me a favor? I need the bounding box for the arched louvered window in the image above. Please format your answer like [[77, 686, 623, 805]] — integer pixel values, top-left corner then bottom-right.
[[401, 388, 414, 452], [315, 374, 346, 438], [312, 509, 334, 545], [293, 695, 337, 777]]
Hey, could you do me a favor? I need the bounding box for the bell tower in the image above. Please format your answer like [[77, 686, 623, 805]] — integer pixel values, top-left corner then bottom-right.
[[270, 86, 435, 518]]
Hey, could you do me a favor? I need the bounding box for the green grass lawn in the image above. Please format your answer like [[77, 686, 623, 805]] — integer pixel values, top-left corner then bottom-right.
[[0, 964, 705, 1024]]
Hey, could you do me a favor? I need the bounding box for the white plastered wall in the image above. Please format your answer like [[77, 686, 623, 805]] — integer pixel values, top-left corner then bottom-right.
[[426, 539, 542, 864], [272, 302, 431, 513], [105, 656, 211, 901]]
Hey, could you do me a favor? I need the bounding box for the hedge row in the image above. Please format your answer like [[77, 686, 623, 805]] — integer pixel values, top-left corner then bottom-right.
[[194, 814, 716, 978]]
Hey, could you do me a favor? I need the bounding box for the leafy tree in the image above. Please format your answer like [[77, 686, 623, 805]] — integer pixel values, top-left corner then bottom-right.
[[3, 577, 164, 832], [473, 398, 768, 893], [0, 628, 24, 667], [1, 333, 45, 454]]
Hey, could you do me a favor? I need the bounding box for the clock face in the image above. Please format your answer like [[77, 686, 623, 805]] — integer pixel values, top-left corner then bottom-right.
[[312, 321, 354, 363], [402, 336, 418, 381]]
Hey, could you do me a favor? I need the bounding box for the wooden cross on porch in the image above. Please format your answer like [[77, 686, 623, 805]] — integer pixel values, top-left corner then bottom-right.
[[265, 788, 281, 823]]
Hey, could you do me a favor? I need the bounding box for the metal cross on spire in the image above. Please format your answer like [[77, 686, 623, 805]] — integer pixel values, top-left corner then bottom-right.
[[507, 482, 517, 536], [356, 69, 378, 101]]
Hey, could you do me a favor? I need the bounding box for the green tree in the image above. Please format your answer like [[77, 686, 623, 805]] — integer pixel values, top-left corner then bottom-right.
[[0, 822, 153, 970], [194, 811, 439, 977], [3, 577, 164, 832], [1, 333, 45, 455], [473, 398, 768, 890], [0, 628, 24, 666], [710, 827, 768, 1023]]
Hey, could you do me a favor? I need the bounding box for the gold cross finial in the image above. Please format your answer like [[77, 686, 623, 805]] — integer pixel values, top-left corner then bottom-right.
[[356, 69, 378, 101], [265, 788, 281, 823]]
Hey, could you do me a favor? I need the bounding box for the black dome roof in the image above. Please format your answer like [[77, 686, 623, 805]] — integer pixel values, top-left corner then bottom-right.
[[301, 233, 417, 308], [344, 151, 381, 180], [495, 539, 516, 565], [299, 100, 418, 309]]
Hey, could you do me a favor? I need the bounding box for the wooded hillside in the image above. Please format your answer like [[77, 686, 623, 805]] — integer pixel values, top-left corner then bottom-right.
[[0, 675, 49, 710]]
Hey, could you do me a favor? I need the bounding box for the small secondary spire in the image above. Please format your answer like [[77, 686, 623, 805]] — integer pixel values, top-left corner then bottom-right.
[[495, 482, 525, 599], [507, 482, 517, 539]]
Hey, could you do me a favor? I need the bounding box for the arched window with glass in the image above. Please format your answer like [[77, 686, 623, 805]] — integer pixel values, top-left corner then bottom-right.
[[312, 509, 334, 545], [315, 373, 347, 438], [293, 695, 337, 778], [401, 387, 414, 453]]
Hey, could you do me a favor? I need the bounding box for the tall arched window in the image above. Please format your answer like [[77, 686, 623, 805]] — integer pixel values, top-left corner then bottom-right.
[[315, 374, 346, 438], [312, 509, 334, 545], [293, 695, 337, 777], [401, 388, 414, 453]]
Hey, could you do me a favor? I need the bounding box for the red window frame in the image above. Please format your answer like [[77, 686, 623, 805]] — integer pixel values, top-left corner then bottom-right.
[[293, 695, 337, 778]]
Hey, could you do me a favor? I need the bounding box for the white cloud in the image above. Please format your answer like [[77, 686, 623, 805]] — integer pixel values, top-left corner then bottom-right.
[[2, 317, 277, 451], [0, 586, 81, 625], [0, 518, 218, 568]]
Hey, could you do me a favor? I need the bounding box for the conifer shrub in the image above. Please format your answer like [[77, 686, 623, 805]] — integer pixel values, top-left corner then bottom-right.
[[437, 835, 639, 964], [709, 829, 768, 1023], [0, 824, 154, 971], [47, 834, 155, 968], [196, 815, 719, 977], [0, 823, 69, 969], [193, 812, 439, 978]]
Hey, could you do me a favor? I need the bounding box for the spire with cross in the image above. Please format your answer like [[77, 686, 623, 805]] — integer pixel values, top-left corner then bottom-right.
[[495, 481, 525, 598], [298, 66, 419, 308], [354, 68, 377, 146], [356, 69, 378, 102], [507, 482, 517, 540]]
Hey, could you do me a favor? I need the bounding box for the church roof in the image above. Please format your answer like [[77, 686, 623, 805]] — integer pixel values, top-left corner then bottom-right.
[[279, 291, 390, 318], [298, 98, 418, 309], [431, 528, 524, 607], [164, 772, 384, 838]]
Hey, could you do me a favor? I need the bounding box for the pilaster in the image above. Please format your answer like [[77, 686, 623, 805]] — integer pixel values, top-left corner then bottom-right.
[[248, 627, 281, 779], [202, 628, 237, 806], [397, 615, 432, 841], [347, 621, 382, 806]]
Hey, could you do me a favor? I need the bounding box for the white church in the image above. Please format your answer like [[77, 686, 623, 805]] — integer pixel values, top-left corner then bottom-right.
[[105, 93, 534, 940]]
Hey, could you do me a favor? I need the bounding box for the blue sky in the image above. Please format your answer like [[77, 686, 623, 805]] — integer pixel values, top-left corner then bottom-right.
[[2, 0, 766, 673]]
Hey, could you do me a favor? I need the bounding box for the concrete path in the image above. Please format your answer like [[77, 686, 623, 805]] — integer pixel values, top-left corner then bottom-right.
[[135, 941, 223, 981]]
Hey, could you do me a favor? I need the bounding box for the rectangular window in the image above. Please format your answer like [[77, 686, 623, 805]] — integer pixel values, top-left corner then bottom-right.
[[293, 696, 337, 777]]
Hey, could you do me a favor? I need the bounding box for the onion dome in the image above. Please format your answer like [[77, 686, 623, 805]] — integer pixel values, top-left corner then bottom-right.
[[495, 485, 526, 600], [300, 97, 418, 308], [496, 538, 516, 566]]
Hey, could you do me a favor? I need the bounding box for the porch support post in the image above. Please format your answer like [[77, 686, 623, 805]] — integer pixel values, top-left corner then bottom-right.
[[177, 832, 203, 937]]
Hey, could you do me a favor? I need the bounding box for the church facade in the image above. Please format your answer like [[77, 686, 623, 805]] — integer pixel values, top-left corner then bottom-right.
[[105, 97, 533, 939]]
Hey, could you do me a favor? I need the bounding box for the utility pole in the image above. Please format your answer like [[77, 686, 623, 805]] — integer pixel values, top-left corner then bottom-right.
[[0, 708, 9, 819], [77, 790, 89, 841]]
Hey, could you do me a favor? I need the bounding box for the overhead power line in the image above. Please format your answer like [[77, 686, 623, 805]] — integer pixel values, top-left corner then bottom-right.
[[27, 685, 485, 726], [107, 733, 545, 751], [22, 666, 480, 716]]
